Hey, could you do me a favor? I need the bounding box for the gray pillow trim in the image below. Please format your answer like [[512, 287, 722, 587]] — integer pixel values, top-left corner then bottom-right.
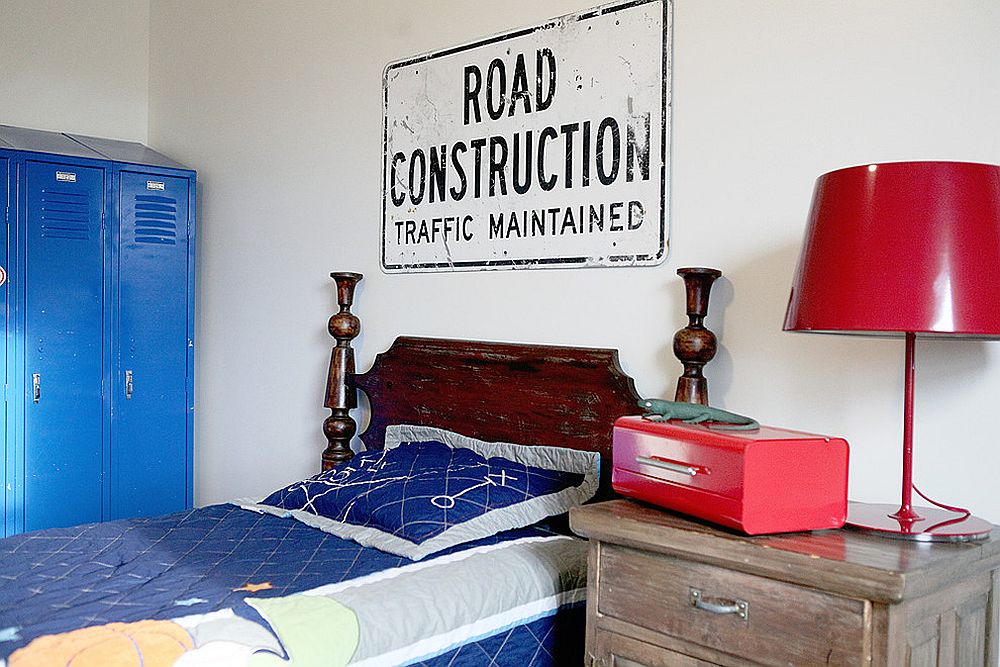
[[233, 425, 600, 561], [231, 500, 440, 558], [384, 424, 599, 478]]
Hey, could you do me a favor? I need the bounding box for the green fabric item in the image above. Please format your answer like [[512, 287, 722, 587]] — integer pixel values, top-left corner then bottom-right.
[[247, 594, 359, 666]]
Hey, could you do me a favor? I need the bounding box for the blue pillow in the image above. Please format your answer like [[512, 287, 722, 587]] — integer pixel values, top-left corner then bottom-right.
[[236, 425, 599, 560]]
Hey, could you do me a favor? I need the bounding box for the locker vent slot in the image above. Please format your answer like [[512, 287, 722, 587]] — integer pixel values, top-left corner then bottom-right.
[[134, 194, 177, 245], [40, 190, 91, 240]]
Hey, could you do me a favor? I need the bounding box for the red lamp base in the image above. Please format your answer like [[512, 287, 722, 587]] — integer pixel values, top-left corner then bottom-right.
[[847, 502, 993, 542]]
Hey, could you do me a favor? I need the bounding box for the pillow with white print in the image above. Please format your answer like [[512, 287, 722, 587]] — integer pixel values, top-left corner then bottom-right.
[[236, 425, 599, 560]]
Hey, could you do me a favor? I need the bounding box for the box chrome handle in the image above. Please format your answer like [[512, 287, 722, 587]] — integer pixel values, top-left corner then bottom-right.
[[125, 370, 134, 400], [689, 588, 749, 620], [32, 373, 40, 403], [636, 455, 709, 477]]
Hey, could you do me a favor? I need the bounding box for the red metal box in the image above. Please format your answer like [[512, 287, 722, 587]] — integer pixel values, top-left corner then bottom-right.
[[611, 416, 849, 535]]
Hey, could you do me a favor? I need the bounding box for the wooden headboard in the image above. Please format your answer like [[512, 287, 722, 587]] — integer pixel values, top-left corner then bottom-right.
[[321, 272, 643, 494]]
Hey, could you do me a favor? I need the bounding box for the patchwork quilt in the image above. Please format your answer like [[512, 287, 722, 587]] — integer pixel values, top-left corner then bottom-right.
[[0, 504, 586, 666]]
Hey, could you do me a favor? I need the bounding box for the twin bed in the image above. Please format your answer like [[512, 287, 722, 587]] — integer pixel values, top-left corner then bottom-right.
[[0, 272, 644, 666]]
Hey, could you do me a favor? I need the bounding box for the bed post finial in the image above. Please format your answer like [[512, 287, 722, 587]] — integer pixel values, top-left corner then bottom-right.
[[323, 271, 363, 470]]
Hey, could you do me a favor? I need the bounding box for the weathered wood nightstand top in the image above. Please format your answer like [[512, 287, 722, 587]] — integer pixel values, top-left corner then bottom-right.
[[570, 499, 1000, 604]]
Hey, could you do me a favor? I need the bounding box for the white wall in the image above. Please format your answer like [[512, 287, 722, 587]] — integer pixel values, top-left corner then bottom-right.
[[0, 0, 150, 141], [142, 0, 1000, 521]]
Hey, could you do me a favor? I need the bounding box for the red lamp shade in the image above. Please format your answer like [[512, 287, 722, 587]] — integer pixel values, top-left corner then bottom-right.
[[784, 161, 1000, 541], [784, 161, 1000, 337]]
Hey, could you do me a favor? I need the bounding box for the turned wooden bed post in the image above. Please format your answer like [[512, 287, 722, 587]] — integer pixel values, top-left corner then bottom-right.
[[322, 271, 363, 470], [673, 267, 722, 405]]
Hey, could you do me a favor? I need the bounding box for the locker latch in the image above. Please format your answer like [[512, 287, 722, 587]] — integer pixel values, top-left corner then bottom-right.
[[125, 370, 134, 400], [32, 373, 40, 403]]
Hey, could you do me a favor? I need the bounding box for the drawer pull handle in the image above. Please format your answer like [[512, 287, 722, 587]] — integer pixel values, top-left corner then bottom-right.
[[636, 455, 708, 477], [689, 588, 749, 620]]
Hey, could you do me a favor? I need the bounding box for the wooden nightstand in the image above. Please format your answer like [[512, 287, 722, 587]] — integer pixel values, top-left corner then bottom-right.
[[570, 500, 1000, 666]]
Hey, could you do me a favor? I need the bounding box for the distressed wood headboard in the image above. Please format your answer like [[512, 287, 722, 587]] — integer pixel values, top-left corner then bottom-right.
[[321, 272, 642, 494]]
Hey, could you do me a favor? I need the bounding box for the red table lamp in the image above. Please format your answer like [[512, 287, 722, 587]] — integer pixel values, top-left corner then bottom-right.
[[784, 161, 1000, 541]]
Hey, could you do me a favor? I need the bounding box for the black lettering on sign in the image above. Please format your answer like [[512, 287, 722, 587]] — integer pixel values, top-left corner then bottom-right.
[[530, 209, 545, 236], [609, 201, 623, 230], [483, 201, 643, 239], [536, 48, 556, 111], [450, 142, 468, 201], [596, 117, 621, 186], [560, 207, 578, 235], [486, 58, 507, 121], [396, 219, 415, 244], [463, 49, 557, 125], [390, 152, 406, 206], [506, 212, 522, 238], [509, 53, 531, 116], [489, 212, 504, 238], [395, 215, 478, 245], [389, 110, 651, 207], [489, 136, 508, 196], [537, 126, 558, 191], [428, 145, 447, 203], [561, 122, 579, 189], [470, 138, 487, 198], [464, 65, 482, 125], [627, 112, 650, 182], [512, 131, 532, 195], [628, 200, 644, 229], [409, 149, 427, 205]]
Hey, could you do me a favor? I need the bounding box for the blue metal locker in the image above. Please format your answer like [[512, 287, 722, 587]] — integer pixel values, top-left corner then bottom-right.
[[111, 169, 192, 519], [22, 160, 107, 531], [0, 153, 9, 535], [0, 125, 195, 536]]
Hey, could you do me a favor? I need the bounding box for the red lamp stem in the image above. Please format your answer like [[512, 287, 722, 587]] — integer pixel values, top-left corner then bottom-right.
[[891, 332, 921, 524]]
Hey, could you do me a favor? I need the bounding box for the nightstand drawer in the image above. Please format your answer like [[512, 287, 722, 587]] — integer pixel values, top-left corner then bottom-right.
[[593, 628, 717, 666], [598, 544, 869, 666]]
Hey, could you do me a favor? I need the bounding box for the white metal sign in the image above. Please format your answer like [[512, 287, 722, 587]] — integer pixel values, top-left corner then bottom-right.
[[382, 0, 671, 272]]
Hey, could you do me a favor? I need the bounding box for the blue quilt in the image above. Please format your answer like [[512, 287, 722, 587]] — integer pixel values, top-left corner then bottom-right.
[[418, 602, 585, 666], [0, 505, 579, 664]]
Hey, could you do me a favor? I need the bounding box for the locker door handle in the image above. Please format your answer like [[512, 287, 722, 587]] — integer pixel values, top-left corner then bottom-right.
[[32, 373, 40, 403], [125, 370, 134, 400]]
